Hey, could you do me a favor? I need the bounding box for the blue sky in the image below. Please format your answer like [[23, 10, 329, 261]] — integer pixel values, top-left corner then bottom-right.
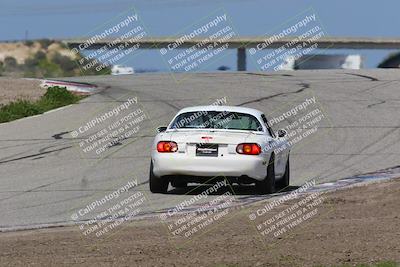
[[1, 0, 399, 70]]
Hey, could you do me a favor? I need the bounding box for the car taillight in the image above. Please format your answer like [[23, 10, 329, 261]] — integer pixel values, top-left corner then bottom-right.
[[157, 141, 178, 153], [236, 143, 261, 155]]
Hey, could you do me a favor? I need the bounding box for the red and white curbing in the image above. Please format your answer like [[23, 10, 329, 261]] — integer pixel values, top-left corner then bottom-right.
[[40, 80, 98, 95]]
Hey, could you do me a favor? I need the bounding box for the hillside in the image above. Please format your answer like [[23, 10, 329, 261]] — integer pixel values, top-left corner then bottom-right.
[[0, 40, 109, 78]]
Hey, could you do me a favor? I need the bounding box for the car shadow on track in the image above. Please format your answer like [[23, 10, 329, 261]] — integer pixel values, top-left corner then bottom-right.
[[167, 184, 300, 196]]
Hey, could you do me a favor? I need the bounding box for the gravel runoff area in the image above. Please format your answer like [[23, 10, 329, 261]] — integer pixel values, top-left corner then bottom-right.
[[0, 78, 44, 105], [0, 178, 399, 267]]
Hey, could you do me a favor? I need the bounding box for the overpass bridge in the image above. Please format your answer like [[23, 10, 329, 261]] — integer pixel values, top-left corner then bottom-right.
[[64, 36, 400, 71]]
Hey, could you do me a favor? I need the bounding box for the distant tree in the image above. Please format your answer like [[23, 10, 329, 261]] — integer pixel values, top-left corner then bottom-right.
[[34, 51, 46, 61], [25, 51, 46, 68], [0, 61, 4, 76], [38, 59, 63, 77], [75, 53, 111, 76], [4, 56, 18, 69], [57, 42, 69, 49], [24, 57, 38, 68], [38, 39, 53, 49], [21, 47, 110, 77], [24, 40, 34, 47], [52, 52, 76, 73]]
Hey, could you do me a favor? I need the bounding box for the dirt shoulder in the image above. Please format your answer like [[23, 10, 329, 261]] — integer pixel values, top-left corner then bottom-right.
[[0, 178, 399, 267], [0, 78, 44, 105]]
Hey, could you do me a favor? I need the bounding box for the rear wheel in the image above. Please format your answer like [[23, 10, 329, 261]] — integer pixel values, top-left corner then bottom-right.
[[149, 161, 169, 193], [277, 156, 290, 190], [256, 154, 276, 194]]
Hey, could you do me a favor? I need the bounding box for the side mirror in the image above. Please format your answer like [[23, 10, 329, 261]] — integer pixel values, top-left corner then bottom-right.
[[277, 129, 287, 138], [156, 126, 167, 133]]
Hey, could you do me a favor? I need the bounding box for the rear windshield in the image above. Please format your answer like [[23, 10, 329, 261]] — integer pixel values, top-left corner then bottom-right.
[[170, 111, 262, 131]]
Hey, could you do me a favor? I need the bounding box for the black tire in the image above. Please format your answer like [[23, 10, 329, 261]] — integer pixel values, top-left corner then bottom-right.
[[279, 156, 290, 192], [256, 154, 276, 194], [149, 161, 168, 193], [171, 180, 188, 188], [277, 156, 290, 190]]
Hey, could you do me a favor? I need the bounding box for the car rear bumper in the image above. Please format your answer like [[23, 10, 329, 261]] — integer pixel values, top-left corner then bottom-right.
[[152, 153, 268, 181]]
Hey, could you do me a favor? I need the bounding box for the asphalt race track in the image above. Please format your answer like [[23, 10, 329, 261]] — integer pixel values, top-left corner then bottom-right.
[[0, 69, 399, 230]]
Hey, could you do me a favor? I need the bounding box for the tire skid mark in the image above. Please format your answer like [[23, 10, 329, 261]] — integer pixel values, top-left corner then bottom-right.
[[367, 100, 386, 108], [238, 84, 308, 106], [0, 146, 71, 164], [344, 73, 379, 81]]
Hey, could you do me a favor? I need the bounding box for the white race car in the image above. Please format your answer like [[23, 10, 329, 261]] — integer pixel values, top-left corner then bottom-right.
[[150, 105, 290, 194]]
